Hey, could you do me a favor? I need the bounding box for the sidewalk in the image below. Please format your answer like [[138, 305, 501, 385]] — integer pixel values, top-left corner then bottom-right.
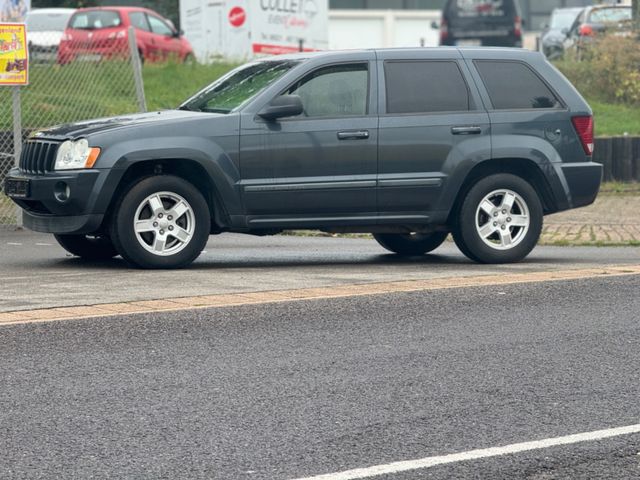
[[542, 194, 640, 245]]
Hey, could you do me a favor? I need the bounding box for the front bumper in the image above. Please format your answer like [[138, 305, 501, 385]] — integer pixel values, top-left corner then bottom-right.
[[3, 168, 106, 234]]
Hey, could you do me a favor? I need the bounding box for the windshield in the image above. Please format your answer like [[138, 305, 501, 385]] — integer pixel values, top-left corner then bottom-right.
[[550, 10, 579, 29], [27, 11, 73, 31], [69, 10, 122, 30], [180, 60, 300, 114]]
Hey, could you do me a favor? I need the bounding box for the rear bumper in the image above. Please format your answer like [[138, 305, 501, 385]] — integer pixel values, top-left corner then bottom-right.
[[560, 162, 603, 209]]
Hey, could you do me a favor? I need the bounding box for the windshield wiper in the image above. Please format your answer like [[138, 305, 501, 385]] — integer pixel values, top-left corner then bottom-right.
[[201, 107, 231, 114]]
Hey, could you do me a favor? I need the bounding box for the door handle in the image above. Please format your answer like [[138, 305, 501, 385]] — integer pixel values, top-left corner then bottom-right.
[[337, 130, 369, 140], [451, 126, 482, 135]]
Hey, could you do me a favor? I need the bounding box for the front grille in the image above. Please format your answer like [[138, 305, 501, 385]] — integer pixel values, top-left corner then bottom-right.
[[19, 140, 60, 174]]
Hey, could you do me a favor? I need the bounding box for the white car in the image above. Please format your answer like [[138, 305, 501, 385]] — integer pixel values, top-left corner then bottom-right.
[[26, 8, 75, 62]]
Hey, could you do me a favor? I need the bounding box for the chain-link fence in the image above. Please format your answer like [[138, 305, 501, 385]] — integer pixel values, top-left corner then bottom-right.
[[0, 25, 145, 228]]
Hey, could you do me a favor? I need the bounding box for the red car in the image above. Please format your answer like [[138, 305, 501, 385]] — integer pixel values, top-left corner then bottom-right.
[[58, 7, 194, 64]]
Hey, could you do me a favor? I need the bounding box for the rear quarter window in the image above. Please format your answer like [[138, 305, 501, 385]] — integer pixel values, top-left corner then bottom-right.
[[384, 60, 470, 114], [474, 60, 562, 110]]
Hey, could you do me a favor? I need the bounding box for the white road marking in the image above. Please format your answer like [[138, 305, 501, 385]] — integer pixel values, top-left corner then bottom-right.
[[6, 242, 22, 246], [35, 242, 53, 246], [291, 424, 640, 480]]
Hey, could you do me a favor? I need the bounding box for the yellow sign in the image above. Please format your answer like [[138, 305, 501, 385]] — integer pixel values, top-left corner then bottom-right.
[[0, 23, 28, 85]]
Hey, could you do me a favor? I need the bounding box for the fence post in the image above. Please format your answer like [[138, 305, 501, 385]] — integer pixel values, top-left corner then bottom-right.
[[12, 86, 22, 229], [128, 26, 147, 113]]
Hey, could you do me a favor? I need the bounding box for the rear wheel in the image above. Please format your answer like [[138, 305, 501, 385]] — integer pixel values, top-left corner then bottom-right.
[[373, 231, 448, 256], [54, 234, 119, 260], [109, 175, 210, 269], [452, 174, 543, 264]]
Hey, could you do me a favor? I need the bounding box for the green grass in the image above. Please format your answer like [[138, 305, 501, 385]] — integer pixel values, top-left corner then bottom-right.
[[142, 61, 236, 111], [589, 100, 640, 137], [2, 60, 638, 137]]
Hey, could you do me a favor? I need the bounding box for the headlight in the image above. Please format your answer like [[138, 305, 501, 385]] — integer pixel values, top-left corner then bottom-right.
[[54, 139, 101, 170]]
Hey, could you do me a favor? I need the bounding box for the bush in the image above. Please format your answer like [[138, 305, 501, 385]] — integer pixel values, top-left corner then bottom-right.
[[556, 35, 640, 106]]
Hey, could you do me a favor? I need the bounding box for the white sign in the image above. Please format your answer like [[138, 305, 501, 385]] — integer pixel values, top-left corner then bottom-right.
[[180, 0, 328, 62]]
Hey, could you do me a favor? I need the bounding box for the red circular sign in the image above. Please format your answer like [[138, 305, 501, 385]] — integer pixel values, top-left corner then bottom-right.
[[229, 6, 246, 27]]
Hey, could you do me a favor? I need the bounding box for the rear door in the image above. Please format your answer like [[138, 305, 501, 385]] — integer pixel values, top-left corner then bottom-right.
[[377, 49, 491, 218]]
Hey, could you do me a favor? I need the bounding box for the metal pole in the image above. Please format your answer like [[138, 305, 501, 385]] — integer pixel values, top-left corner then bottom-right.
[[12, 86, 23, 229], [128, 26, 147, 113]]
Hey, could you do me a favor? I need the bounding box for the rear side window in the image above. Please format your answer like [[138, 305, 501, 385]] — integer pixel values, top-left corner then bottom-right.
[[69, 10, 121, 30], [385, 61, 469, 114], [474, 60, 561, 110]]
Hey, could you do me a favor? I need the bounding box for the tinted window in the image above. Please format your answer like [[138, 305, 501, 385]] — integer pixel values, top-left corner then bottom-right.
[[148, 14, 174, 36], [69, 10, 121, 30], [446, 0, 516, 19], [129, 12, 151, 32], [384, 61, 469, 114], [285, 64, 368, 117], [475, 61, 561, 110]]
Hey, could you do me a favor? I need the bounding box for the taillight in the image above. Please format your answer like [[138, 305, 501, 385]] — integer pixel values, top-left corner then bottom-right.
[[440, 18, 448, 42], [572, 116, 594, 155], [514, 15, 522, 38], [61, 32, 72, 42], [579, 24, 594, 36]]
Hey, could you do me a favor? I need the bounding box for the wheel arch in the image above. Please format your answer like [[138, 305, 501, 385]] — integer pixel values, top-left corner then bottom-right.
[[104, 158, 231, 233], [445, 157, 559, 227]]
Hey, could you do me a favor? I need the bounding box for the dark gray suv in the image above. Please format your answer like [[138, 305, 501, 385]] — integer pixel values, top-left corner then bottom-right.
[[4, 48, 601, 268]]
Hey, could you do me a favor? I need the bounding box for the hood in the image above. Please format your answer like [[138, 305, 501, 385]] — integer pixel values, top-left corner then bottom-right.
[[541, 29, 568, 46], [28, 31, 63, 47], [33, 110, 220, 139]]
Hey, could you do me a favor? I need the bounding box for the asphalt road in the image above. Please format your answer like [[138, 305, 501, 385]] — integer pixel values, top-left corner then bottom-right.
[[1, 229, 640, 312], [1, 274, 640, 479]]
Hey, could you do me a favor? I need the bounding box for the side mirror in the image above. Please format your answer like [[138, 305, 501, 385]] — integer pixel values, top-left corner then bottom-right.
[[259, 95, 303, 121]]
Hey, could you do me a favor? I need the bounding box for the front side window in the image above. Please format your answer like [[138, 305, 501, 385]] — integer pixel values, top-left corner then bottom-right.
[[385, 60, 470, 114], [69, 10, 121, 30], [475, 60, 561, 110], [129, 12, 151, 32], [180, 60, 299, 114], [147, 14, 174, 36], [284, 63, 368, 117]]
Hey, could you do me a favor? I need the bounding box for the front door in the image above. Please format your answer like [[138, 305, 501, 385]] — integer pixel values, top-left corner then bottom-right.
[[240, 58, 378, 224]]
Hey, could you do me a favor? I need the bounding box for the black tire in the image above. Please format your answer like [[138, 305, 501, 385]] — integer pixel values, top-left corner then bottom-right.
[[373, 232, 448, 256], [54, 234, 119, 260], [451, 174, 543, 264], [109, 175, 210, 269]]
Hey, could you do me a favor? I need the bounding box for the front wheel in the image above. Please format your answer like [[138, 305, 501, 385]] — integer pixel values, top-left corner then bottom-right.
[[54, 234, 119, 260], [373, 231, 448, 256], [109, 176, 210, 269], [452, 174, 543, 264]]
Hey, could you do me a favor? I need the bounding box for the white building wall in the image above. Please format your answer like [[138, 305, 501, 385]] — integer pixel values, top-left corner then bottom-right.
[[328, 9, 441, 50]]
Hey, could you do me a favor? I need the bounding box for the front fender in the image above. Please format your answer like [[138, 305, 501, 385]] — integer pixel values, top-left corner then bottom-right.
[[90, 136, 242, 217]]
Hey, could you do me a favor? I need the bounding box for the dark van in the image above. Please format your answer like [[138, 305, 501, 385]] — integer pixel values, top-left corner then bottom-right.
[[439, 0, 523, 47]]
